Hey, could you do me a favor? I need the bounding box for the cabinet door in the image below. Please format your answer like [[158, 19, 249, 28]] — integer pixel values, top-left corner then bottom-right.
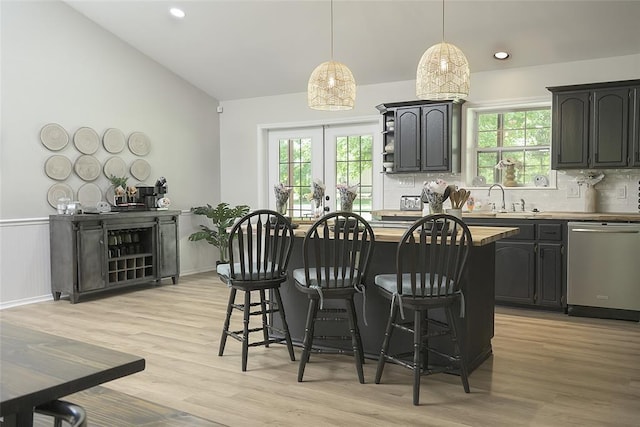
[[421, 104, 449, 171], [495, 241, 535, 304], [631, 87, 640, 167], [536, 243, 563, 307], [552, 92, 590, 169], [159, 220, 179, 281], [77, 226, 106, 292], [592, 88, 629, 167], [395, 107, 421, 172]]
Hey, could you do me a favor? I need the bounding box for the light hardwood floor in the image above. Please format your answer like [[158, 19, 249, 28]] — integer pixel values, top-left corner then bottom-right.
[[2, 272, 639, 427]]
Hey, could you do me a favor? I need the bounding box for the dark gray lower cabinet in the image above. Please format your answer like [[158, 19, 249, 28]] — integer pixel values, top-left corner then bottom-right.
[[466, 218, 566, 309], [50, 211, 180, 303], [495, 241, 535, 304]]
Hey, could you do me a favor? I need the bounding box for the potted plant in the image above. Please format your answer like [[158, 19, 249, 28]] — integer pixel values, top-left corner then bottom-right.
[[108, 175, 129, 204], [188, 202, 250, 263]]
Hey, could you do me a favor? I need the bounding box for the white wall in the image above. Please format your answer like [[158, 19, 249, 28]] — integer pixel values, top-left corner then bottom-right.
[[0, 0, 221, 306], [219, 54, 640, 213]]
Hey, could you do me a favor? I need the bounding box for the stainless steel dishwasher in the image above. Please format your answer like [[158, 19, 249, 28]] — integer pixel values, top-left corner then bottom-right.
[[567, 222, 640, 321]]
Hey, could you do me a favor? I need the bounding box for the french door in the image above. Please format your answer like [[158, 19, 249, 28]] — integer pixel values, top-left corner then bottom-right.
[[267, 122, 381, 219]]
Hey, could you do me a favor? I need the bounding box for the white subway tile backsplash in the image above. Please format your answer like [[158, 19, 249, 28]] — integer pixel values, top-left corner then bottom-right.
[[382, 170, 640, 213]]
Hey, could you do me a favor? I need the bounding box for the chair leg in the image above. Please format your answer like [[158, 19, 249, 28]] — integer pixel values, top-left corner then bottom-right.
[[346, 297, 365, 384], [446, 305, 470, 393], [273, 287, 296, 361], [259, 289, 270, 348], [218, 288, 237, 357], [413, 309, 423, 406], [375, 302, 398, 384], [298, 298, 319, 382], [242, 290, 251, 372]]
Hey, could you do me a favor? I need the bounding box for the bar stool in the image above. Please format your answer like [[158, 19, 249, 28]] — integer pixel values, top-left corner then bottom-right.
[[373, 214, 472, 405], [293, 211, 375, 383], [35, 400, 87, 427], [216, 210, 296, 371]]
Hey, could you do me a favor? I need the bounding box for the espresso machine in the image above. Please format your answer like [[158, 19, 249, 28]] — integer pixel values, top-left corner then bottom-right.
[[137, 177, 169, 210]]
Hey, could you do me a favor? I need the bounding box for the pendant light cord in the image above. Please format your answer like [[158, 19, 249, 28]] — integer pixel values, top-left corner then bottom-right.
[[441, 0, 445, 42], [330, 0, 334, 59]]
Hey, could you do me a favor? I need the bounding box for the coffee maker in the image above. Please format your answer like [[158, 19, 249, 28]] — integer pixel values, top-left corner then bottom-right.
[[137, 177, 168, 210]]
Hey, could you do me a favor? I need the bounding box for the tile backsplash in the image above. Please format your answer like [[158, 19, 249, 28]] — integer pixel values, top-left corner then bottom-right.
[[382, 170, 640, 213]]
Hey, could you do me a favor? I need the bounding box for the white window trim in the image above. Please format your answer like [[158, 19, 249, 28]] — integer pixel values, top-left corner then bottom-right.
[[257, 115, 383, 212], [463, 97, 557, 190]]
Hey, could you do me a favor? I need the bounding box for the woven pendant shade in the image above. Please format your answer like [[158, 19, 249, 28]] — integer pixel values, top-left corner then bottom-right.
[[308, 60, 356, 111], [416, 41, 469, 100]]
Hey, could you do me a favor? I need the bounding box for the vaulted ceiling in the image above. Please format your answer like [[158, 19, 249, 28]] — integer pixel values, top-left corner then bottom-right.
[[65, 0, 640, 101]]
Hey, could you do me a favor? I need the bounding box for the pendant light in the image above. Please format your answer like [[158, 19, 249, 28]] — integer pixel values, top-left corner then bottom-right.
[[308, 0, 356, 110], [416, 0, 470, 100]]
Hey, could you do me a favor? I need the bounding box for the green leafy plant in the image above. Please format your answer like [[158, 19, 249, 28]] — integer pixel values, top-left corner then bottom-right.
[[188, 203, 250, 263], [108, 175, 129, 189]]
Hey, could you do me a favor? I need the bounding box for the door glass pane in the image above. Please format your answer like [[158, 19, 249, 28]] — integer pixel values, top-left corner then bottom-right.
[[277, 137, 312, 218], [334, 134, 373, 218]]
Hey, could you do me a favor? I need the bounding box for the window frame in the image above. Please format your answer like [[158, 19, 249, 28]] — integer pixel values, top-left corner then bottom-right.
[[465, 100, 556, 190]]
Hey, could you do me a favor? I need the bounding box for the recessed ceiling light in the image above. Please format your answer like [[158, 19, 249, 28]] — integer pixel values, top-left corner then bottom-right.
[[169, 7, 185, 19], [494, 51, 510, 60]]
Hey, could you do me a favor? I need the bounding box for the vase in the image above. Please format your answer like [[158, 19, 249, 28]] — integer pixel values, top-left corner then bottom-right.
[[428, 200, 444, 214], [584, 185, 597, 213], [276, 202, 287, 216], [446, 208, 462, 219], [503, 164, 517, 187]]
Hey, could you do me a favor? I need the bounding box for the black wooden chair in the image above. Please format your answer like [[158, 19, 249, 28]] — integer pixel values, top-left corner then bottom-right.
[[373, 214, 472, 405], [35, 400, 87, 427], [293, 211, 375, 383], [216, 209, 296, 371]]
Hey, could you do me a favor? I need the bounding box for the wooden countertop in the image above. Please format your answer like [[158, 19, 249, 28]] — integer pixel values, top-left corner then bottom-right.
[[292, 223, 519, 246], [372, 209, 640, 222]]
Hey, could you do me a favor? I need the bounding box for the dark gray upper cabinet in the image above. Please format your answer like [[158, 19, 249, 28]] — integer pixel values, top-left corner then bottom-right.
[[548, 79, 640, 169], [377, 100, 462, 173], [632, 87, 640, 167]]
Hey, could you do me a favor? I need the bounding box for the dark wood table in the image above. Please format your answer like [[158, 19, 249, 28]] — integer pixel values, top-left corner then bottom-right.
[[0, 321, 145, 427]]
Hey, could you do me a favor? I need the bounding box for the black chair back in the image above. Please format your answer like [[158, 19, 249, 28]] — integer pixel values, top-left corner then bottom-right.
[[227, 210, 294, 283], [302, 211, 374, 290], [396, 214, 472, 298]]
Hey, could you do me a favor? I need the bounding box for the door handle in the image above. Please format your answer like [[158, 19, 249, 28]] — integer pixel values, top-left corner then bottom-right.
[[571, 229, 639, 234]]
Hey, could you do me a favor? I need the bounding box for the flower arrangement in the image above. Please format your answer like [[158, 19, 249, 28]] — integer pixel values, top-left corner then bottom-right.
[[495, 158, 522, 170], [273, 183, 292, 215], [575, 171, 604, 188], [307, 179, 326, 217], [421, 179, 450, 214], [336, 183, 358, 212]]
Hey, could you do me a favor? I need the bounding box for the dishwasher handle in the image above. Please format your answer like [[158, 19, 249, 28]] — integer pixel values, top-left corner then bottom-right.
[[571, 228, 640, 234]]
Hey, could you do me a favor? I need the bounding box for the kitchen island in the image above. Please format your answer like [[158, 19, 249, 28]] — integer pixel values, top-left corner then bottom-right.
[[275, 224, 519, 374]]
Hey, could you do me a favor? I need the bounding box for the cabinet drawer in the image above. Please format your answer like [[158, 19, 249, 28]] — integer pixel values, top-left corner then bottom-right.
[[496, 223, 535, 240], [537, 224, 563, 241]]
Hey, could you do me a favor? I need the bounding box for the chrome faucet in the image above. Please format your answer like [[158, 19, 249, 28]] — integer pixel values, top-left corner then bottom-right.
[[488, 184, 506, 212]]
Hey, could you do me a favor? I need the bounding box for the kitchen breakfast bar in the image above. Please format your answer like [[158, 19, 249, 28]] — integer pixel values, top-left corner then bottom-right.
[[274, 223, 520, 374]]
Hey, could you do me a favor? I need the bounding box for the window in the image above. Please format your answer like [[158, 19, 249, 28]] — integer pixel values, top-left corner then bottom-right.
[[268, 123, 380, 220], [474, 107, 551, 186], [334, 134, 373, 216]]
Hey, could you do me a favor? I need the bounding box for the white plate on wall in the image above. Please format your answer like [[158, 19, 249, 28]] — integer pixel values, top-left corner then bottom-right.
[[40, 123, 69, 151], [73, 127, 100, 155], [103, 156, 127, 179], [77, 183, 103, 209], [74, 155, 101, 181], [130, 159, 150, 181], [128, 132, 151, 156], [103, 128, 126, 153], [47, 183, 73, 208], [44, 155, 72, 180]]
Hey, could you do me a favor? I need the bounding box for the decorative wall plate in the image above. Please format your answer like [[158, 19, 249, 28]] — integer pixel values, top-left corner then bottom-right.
[[105, 185, 116, 206], [47, 183, 73, 208], [40, 123, 69, 151], [128, 132, 151, 156], [74, 155, 101, 181], [130, 159, 151, 181], [73, 127, 100, 154], [103, 156, 127, 179], [77, 183, 102, 208], [103, 128, 126, 153], [44, 155, 72, 181]]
